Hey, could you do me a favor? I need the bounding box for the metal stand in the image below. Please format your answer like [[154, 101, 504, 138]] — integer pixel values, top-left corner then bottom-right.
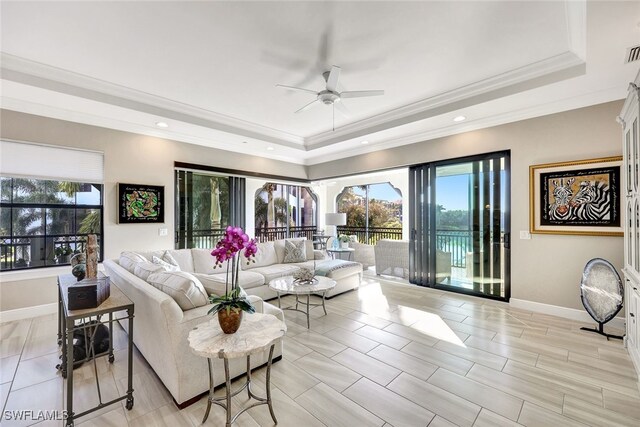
[[202, 345, 277, 426], [580, 322, 624, 341], [276, 291, 328, 328], [57, 275, 135, 427]]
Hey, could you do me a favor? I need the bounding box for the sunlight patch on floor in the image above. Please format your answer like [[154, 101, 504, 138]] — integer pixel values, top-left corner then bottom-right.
[[396, 305, 466, 347], [356, 282, 392, 315]]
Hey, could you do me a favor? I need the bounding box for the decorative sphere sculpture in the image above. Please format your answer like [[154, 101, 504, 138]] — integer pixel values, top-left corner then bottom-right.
[[72, 263, 86, 282]]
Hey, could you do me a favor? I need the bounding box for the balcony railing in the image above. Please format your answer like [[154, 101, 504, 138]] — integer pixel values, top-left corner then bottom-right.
[[181, 226, 319, 248], [336, 226, 403, 245], [0, 234, 100, 271], [255, 226, 317, 243], [435, 229, 472, 268]]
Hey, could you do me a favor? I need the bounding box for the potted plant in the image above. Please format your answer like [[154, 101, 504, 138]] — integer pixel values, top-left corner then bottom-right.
[[338, 234, 350, 249], [54, 245, 73, 264], [208, 226, 258, 333]]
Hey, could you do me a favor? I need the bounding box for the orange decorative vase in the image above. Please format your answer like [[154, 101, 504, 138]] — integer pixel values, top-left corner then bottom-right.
[[218, 309, 243, 334]]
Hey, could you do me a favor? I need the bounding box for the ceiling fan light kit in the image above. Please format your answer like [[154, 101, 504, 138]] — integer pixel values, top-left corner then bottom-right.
[[277, 65, 384, 129]]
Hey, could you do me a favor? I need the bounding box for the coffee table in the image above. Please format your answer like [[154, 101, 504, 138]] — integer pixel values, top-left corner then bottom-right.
[[188, 313, 286, 427], [269, 276, 336, 328]]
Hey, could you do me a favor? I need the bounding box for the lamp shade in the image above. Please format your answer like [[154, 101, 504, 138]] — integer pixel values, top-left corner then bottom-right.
[[325, 213, 346, 226]]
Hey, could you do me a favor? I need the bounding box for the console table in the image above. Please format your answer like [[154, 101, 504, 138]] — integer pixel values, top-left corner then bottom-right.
[[188, 313, 286, 426], [57, 274, 134, 427]]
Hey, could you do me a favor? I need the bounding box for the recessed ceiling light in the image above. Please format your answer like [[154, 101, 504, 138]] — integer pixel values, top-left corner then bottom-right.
[[361, 140, 369, 145], [266, 146, 274, 151], [453, 116, 466, 122], [155, 121, 169, 128]]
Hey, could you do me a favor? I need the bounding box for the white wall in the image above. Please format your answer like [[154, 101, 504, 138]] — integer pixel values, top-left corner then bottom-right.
[[0, 110, 306, 312], [308, 101, 624, 311]]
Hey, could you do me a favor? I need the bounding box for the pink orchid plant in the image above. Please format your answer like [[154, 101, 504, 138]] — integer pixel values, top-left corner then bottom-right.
[[208, 226, 258, 315]]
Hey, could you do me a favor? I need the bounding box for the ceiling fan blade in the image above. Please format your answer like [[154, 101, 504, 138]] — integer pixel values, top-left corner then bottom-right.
[[333, 100, 351, 118], [295, 99, 320, 114], [340, 90, 384, 98], [276, 84, 318, 95], [326, 65, 341, 92]]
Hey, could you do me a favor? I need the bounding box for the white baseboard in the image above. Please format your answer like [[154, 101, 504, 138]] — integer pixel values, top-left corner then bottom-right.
[[510, 298, 625, 330], [0, 302, 57, 323]]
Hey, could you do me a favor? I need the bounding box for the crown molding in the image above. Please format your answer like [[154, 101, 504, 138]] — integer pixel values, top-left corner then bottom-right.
[[305, 51, 586, 150], [0, 94, 306, 165], [0, 53, 306, 149], [304, 84, 625, 166]]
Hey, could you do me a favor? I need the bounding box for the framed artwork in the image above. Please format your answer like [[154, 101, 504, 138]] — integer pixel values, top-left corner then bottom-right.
[[529, 156, 623, 236], [118, 183, 164, 223]]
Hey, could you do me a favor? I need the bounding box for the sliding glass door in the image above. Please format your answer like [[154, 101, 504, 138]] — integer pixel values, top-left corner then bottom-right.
[[409, 151, 511, 301], [175, 170, 245, 249]]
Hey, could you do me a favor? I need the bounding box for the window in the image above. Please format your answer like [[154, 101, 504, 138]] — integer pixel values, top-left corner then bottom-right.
[[175, 170, 245, 249], [254, 183, 317, 241], [0, 177, 103, 270], [336, 183, 402, 244]]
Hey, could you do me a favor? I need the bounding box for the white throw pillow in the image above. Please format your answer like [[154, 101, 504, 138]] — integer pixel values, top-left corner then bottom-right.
[[119, 251, 147, 273], [133, 261, 165, 281], [283, 239, 306, 263], [146, 271, 209, 310], [153, 255, 180, 272], [162, 251, 180, 267]]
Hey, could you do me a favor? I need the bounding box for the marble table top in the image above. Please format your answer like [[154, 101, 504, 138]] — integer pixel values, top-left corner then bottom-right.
[[188, 312, 286, 359], [268, 275, 336, 294]]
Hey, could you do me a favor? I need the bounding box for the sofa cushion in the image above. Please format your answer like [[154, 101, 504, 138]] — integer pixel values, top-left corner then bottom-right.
[[283, 239, 306, 263], [290, 260, 318, 270], [133, 261, 166, 281], [119, 251, 147, 273], [153, 255, 180, 272], [316, 260, 363, 280], [241, 241, 278, 270], [248, 264, 300, 283], [192, 248, 224, 275], [193, 273, 258, 295], [146, 271, 209, 310], [165, 249, 195, 272]]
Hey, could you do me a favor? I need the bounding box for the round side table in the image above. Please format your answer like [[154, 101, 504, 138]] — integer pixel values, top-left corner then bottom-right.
[[188, 313, 286, 426], [268, 276, 336, 328]]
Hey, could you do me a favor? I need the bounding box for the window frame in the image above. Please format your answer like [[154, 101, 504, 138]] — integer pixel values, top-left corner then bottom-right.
[[0, 177, 104, 271]]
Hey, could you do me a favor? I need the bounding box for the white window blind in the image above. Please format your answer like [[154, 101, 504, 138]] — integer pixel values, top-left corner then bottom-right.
[[0, 140, 104, 183]]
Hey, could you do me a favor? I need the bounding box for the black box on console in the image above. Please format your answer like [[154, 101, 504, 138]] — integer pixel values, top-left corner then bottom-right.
[[67, 275, 111, 310]]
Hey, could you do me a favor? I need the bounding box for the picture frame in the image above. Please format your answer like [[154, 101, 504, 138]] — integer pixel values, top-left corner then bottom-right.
[[529, 156, 623, 236], [118, 183, 164, 224]]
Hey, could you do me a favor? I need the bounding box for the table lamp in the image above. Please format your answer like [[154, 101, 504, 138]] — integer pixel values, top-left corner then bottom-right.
[[325, 213, 346, 250]]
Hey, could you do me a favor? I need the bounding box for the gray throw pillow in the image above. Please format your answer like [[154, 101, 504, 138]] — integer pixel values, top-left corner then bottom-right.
[[283, 239, 306, 263]]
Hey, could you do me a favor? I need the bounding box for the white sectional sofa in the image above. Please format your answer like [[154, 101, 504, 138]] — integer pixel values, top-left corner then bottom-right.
[[104, 255, 284, 407], [102, 238, 362, 406]]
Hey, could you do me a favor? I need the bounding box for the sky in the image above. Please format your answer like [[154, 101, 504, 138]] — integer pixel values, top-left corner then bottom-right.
[[351, 177, 470, 210]]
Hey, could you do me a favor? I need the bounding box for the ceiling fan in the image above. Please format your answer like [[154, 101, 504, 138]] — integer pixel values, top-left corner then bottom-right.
[[276, 65, 384, 119]]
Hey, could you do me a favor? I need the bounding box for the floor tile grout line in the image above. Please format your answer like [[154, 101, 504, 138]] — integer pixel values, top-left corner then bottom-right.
[[2, 318, 33, 416]]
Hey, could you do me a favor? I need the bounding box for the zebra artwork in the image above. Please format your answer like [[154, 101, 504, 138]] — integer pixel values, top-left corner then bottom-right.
[[571, 180, 611, 221], [549, 178, 575, 220]]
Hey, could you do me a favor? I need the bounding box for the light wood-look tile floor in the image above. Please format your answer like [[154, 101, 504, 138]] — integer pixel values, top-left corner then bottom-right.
[[1, 275, 639, 426]]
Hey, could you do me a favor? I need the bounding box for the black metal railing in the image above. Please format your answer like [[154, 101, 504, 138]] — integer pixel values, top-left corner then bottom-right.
[[336, 226, 403, 245], [254, 226, 317, 242], [0, 234, 101, 271], [435, 229, 472, 268], [187, 229, 227, 249]]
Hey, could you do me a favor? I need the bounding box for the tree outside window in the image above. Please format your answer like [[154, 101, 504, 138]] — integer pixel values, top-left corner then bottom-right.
[[336, 183, 402, 244]]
